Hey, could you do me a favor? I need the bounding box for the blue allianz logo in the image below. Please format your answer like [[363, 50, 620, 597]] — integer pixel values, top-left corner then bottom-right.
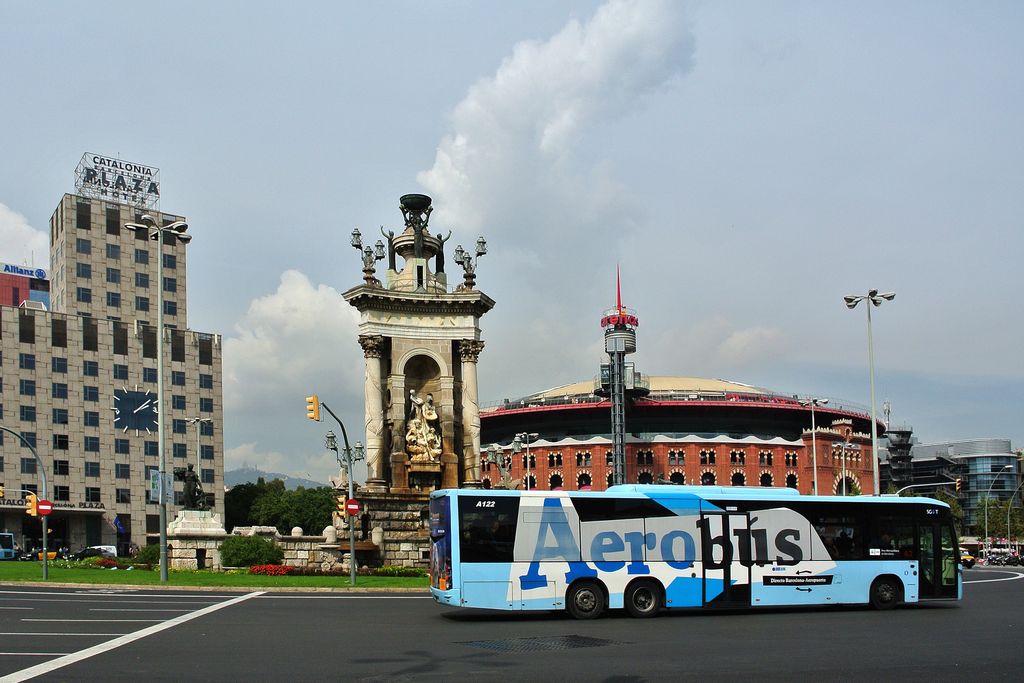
[[2, 263, 47, 279]]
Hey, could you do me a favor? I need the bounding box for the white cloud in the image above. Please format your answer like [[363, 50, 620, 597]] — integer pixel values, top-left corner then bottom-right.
[[645, 316, 788, 377], [0, 202, 49, 269]]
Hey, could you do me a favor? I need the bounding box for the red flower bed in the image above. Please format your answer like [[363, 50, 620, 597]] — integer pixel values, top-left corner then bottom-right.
[[95, 558, 119, 569], [249, 564, 293, 576]]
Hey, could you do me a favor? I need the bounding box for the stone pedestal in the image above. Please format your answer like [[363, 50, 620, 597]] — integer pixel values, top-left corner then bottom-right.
[[167, 510, 228, 570]]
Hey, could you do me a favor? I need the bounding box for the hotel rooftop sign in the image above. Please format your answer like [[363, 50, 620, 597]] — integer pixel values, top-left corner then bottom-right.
[[75, 153, 160, 208]]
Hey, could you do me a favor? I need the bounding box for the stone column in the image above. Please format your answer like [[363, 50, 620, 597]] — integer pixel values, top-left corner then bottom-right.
[[459, 340, 485, 488], [359, 335, 388, 492]]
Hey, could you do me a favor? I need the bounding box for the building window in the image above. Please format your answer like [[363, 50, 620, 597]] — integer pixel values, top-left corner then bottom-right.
[[759, 450, 773, 466], [701, 471, 716, 485], [200, 421, 214, 437], [19, 405, 36, 422], [135, 248, 149, 264], [116, 489, 131, 504], [19, 379, 35, 396], [172, 371, 186, 386], [699, 449, 716, 465], [144, 441, 158, 457], [106, 292, 121, 308], [83, 411, 100, 427], [173, 443, 187, 458], [786, 473, 798, 489], [106, 267, 121, 284], [200, 445, 214, 460], [732, 471, 746, 486], [83, 386, 99, 402], [76, 287, 92, 303], [52, 356, 67, 373], [76, 237, 91, 254], [83, 360, 99, 377], [136, 296, 149, 312], [84, 436, 100, 452], [76, 262, 92, 278], [172, 395, 186, 410], [106, 243, 120, 260], [146, 513, 161, 531], [54, 485, 71, 502], [85, 461, 100, 477], [135, 272, 149, 288], [115, 438, 130, 455], [52, 408, 69, 425], [113, 364, 128, 380], [115, 463, 130, 479], [76, 202, 91, 229], [163, 253, 176, 270], [163, 300, 177, 316], [19, 432, 36, 449], [163, 277, 177, 293], [53, 434, 69, 450], [760, 472, 773, 487], [143, 367, 158, 383], [85, 487, 102, 503], [18, 353, 35, 370], [199, 397, 213, 413], [21, 457, 37, 474], [19, 312, 35, 343], [199, 374, 214, 389], [201, 469, 214, 484]]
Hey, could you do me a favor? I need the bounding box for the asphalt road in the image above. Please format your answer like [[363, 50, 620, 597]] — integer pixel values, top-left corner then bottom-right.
[[1, 567, 1021, 682]]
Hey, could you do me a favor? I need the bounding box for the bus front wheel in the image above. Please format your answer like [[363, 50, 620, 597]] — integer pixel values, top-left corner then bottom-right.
[[566, 580, 605, 620], [624, 580, 662, 618], [869, 576, 902, 610]]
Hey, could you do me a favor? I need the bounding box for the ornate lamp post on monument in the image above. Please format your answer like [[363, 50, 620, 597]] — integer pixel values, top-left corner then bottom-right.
[[125, 214, 191, 582], [322, 410, 364, 586], [844, 289, 895, 496]]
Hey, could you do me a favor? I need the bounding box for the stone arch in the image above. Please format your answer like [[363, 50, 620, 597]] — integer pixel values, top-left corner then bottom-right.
[[549, 473, 563, 490], [786, 472, 798, 489], [638, 471, 653, 485], [577, 472, 592, 489], [731, 471, 746, 486], [669, 471, 685, 484], [760, 471, 773, 487], [482, 478, 491, 489], [700, 470, 716, 486], [395, 347, 449, 378]]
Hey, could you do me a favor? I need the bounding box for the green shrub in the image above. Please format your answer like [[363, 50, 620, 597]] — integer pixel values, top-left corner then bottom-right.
[[135, 544, 160, 565], [372, 565, 427, 577], [219, 535, 283, 567]]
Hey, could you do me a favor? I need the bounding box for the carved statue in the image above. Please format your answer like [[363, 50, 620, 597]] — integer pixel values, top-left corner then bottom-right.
[[435, 230, 452, 274], [176, 464, 206, 510], [380, 226, 396, 271], [406, 390, 441, 462]]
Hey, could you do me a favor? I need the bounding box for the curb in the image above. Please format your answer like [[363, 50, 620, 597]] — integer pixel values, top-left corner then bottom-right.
[[0, 580, 429, 593]]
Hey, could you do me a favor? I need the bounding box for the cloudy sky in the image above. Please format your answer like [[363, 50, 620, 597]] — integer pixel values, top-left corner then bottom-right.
[[2, 1, 1020, 484]]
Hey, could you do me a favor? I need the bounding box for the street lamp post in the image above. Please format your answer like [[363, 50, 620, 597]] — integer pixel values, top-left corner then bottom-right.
[[844, 289, 895, 496], [0, 426, 48, 580], [187, 417, 213, 473], [319, 402, 364, 587], [512, 432, 539, 490], [125, 215, 191, 582], [1007, 478, 1024, 554], [799, 398, 828, 495], [984, 464, 1013, 563]]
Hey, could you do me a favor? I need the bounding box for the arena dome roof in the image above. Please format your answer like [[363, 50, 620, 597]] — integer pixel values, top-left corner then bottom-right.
[[528, 376, 773, 401]]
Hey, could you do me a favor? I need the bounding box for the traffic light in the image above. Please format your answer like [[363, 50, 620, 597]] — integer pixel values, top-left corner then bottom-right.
[[955, 478, 962, 492], [336, 495, 347, 513], [25, 493, 38, 517], [306, 394, 321, 422]]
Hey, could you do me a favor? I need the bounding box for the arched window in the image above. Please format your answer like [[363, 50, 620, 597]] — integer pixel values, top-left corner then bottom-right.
[[550, 474, 563, 490], [638, 471, 653, 485], [731, 472, 745, 486], [786, 473, 798, 489], [760, 472, 773, 487], [701, 471, 716, 486], [578, 472, 592, 489], [482, 478, 491, 489], [670, 472, 685, 484], [526, 475, 537, 489]]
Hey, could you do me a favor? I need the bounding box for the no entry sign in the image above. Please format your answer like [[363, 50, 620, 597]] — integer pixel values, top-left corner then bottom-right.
[[345, 499, 360, 517], [36, 499, 53, 516]]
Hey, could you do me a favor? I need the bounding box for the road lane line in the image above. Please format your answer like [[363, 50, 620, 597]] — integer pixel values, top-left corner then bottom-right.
[[0, 654, 71, 658], [0, 590, 238, 599], [1, 591, 264, 683], [0, 597, 223, 604], [964, 570, 1024, 584], [0, 634, 126, 637], [258, 595, 431, 599], [88, 608, 192, 612], [21, 619, 163, 623], [0, 608, 31, 610]]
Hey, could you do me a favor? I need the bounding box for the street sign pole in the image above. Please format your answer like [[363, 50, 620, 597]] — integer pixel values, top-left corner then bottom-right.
[[0, 426, 48, 580]]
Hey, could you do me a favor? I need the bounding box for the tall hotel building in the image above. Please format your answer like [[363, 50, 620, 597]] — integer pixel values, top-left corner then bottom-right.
[[1, 156, 223, 554]]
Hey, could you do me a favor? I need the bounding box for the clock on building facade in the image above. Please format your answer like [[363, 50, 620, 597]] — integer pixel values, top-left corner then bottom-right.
[[113, 388, 159, 433]]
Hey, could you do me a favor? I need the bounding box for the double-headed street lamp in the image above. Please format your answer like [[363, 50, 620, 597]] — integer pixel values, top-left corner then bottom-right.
[[984, 464, 1014, 562], [125, 214, 191, 582], [844, 289, 895, 496], [187, 417, 213, 473], [1007, 478, 1024, 553], [799, 397, 828, 495], [325, 428, 364, 587], [512, 432, 539, 491]]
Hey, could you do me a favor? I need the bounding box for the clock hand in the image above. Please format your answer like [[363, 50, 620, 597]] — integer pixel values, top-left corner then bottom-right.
[[134, 400, 152, 414]]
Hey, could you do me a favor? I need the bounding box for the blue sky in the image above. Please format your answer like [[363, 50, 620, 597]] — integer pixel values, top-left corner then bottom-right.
[[1, 1, 1020, 483]]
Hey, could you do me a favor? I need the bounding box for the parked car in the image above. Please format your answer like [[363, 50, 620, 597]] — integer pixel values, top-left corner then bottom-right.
[[960, 550, 976, 568], [71, 545, 117, 561]]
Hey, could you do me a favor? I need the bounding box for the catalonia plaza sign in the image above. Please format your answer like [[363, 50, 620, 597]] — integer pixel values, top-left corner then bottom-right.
[[75, 152, 160, 208]]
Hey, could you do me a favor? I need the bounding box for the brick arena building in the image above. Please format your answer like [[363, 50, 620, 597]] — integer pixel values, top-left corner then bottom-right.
[[480, 376, 882, 496]]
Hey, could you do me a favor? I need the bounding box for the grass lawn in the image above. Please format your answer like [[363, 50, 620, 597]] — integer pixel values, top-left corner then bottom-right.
[[0, 560, 428, 590]]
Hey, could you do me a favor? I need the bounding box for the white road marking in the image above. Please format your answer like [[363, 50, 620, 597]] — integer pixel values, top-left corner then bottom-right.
[[21, 619, 163, 623], [0, 590, 239, 599], [88, 608, 191, 612], [0, 634, 125, 637], [0, 654, 70, 658], [0, 608, 31, 611], [1, 591, 263, 683], [964, 570, 1024, 584], [258, 594, 431, 599]]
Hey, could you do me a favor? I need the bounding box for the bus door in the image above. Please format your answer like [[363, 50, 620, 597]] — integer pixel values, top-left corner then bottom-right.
[[699, 511, 750, 608], [919, 521, 958, 600]]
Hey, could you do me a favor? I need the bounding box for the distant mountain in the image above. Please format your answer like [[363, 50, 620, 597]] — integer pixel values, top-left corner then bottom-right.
[[225, 467, 328, 490]]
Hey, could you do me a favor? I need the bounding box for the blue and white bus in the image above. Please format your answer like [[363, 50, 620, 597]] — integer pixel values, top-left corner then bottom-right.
[[429, 485, 961, 618], [0, 533, 15, 561]]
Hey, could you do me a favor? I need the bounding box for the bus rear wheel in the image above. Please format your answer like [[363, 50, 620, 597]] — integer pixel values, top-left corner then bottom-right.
[[567, 580, 605, 619], [625, 580, 662, 618], [870, 576, 901, 610]]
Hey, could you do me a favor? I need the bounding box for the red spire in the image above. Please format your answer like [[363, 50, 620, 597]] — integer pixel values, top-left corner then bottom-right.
[[616, 265, 623, 315]]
